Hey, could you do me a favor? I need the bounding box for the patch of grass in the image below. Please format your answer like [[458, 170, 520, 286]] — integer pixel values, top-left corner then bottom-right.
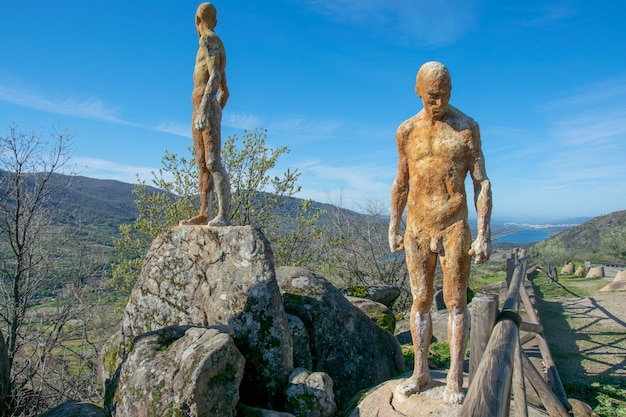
[[470, 272, 507, 293], [429, 342, 451, 369], [565, 379, 626, 417]]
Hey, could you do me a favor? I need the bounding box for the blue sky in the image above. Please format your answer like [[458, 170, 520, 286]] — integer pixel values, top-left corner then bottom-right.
[[1, 0, 625, 221]]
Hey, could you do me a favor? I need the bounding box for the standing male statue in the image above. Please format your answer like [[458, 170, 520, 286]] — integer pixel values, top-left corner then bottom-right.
[[182, 2, 231, 226], [389, 61, 492, 404]]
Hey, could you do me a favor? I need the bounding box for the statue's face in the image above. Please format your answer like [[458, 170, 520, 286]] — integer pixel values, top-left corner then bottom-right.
[[417, 77, 450, 121]]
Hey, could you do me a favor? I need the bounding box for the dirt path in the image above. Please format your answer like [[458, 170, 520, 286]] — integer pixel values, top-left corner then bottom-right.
[[535, 278, 626, 385]]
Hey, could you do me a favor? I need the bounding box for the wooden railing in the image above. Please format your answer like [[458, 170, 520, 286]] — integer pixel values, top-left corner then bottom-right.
[[460, 251, 572, 417]]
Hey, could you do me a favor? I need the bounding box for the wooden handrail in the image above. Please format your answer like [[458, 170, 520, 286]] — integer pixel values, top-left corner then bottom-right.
[[461, 252, 571, 417], [460, 255, 528, 417]]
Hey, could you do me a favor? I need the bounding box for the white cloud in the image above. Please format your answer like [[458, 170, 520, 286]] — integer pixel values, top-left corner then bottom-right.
[[74, 157, 156, 184], [295, 158, 394, 211], [0, 84, 123, 123], [222, 112, 264, 130], [153, 121, 191, 138]]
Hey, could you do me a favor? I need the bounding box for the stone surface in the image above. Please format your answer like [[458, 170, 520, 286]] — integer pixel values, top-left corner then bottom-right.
[[342, 284, 401, 308], [287, 314, 313, 370], [106, 325, 244, 417], [575, 265, 588, 276], [586, 266, 604, 278], [277, 266, 405, 408], [285, 368, 336, 417], [120, 225, 293, 408], [237, 405, 296, 417], [37, 401, 106, 417], [561, 262, 575, 275], [600, 270, 626, 292], [347, 296, 396, 333], [347, 370, 550, 417], [396, 309, 450, 345]]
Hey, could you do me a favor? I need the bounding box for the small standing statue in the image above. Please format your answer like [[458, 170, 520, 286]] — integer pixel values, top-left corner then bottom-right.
[[182, 2, 231, 226], [389, 61, 492, 404]]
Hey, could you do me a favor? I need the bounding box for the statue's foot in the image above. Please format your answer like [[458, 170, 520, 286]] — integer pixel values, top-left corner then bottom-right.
[[207, 215, 229, 227], [443, 384, 465, 405], [394, 374, 431, 399], [179, 214, 208, 226]]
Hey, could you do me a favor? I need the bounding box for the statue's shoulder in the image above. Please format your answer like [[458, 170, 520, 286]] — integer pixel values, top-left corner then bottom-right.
[[446, 106, 478, 131], [201, 32, 225, 52], [397, 112, 425, 136]]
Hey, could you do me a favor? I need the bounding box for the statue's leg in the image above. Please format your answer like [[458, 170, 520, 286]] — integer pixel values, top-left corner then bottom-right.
[[180, 121, 210, 225], [440, 221, 472, 404], [396, 229, 437, 398], [205, 105, 230, 226]]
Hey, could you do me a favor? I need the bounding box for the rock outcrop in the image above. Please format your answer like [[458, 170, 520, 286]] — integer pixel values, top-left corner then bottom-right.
[[36, 401, 106, 417], [105, 325, 244, 417], [285, 368, 336, 417], [342, 284, 401, 308], [277, 266, 405, 407], [347, 296, 396, 333], [95, 226, 409, 416], [117, 225, 293, 408]]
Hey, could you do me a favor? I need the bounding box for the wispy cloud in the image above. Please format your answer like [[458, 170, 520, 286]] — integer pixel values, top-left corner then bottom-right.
[[268, 117, 343, 137], [153, 121, 191, 138], [295, 158, 394, 210], [223, 112, 264, 130], [297, 0, 479, 47], [519, 76, 626, 216], [74, 157, 156, 184], [0, 84, 123, 123]]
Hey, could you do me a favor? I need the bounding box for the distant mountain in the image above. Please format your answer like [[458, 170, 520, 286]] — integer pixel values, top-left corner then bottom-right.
[[544, 209, 626, 259], [4, 170, 615, 257]]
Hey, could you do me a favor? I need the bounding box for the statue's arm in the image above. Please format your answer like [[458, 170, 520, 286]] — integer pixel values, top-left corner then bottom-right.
[[468, 124, 492, 264], [195, 37, 223, 131], [218, 68, 229, 109], [389, 128, 409, 253]]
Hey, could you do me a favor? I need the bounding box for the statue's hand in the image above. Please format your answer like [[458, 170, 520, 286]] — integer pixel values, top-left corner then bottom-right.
[[469, 235, 491, 265], [194, 113, 208, 131], [389, 230, 404, 253]]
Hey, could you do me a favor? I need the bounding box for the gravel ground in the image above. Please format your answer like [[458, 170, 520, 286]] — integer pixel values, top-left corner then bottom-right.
[[536, 278, 626, 385]]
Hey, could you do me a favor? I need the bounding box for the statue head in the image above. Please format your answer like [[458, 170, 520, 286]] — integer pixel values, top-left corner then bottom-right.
[[415, 61, 452, 121], [196, 2, 218, 35]]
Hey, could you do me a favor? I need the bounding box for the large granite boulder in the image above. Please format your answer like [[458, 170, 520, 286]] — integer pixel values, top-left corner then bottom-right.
[[342, 284, 401, 308], [276, 267, 405, 408], [105, 325, 244, 417], [347, 296, 396, 333], [285, 368, 336, 417], [118, 225, 293, 408], [36, 401, 106, 417], [286, 314, 313, 370]]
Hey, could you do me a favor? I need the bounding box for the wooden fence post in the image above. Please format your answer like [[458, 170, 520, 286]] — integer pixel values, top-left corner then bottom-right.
[[469, 293, 499, 385]]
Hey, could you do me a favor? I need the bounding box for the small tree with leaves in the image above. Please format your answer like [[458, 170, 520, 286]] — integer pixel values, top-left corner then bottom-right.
[[110, 128, 324, 293], [529, 238, 569, 282], [601, 228, 626, 263]]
